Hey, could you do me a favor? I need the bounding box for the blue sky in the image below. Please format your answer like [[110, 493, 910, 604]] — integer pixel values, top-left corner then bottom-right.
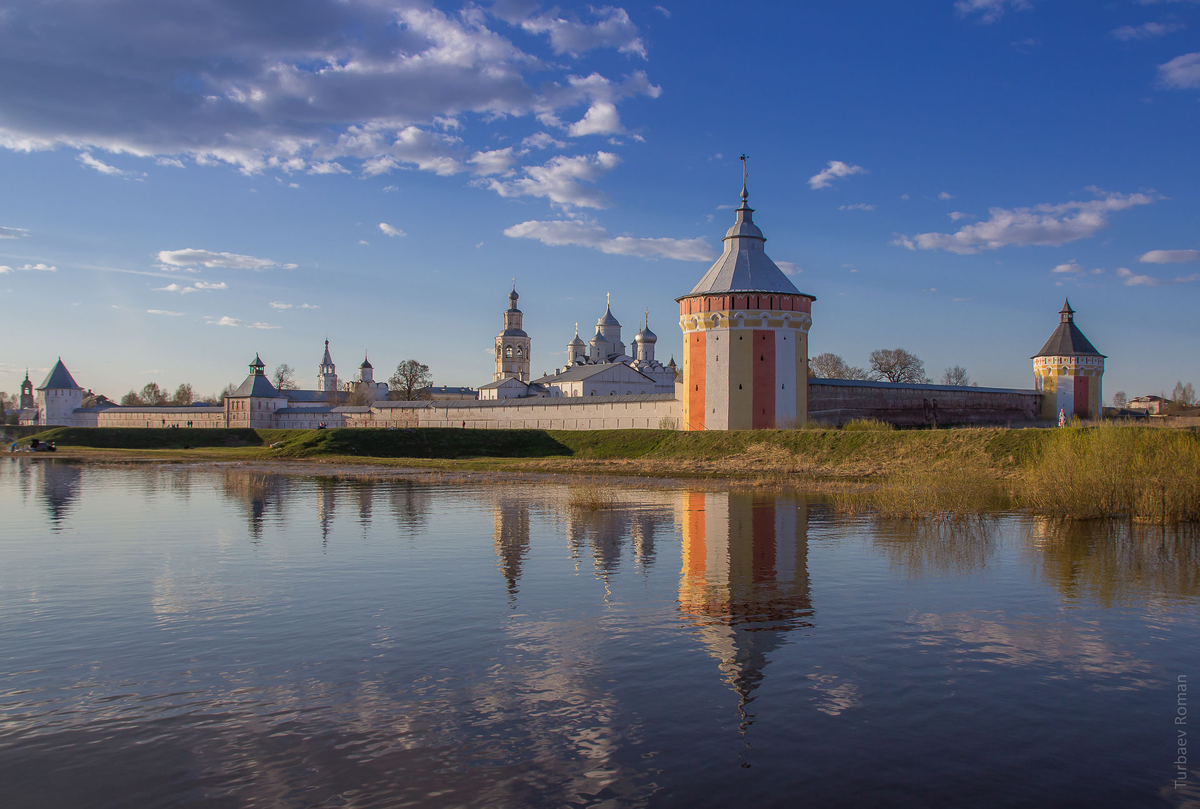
[[1, 0, 1197, 401]]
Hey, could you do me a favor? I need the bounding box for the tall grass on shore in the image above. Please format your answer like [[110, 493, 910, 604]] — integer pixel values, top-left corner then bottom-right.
[[831, 467, 1009, 521], [567, 486, 616, 511], [1019, 424, 1200, 524]]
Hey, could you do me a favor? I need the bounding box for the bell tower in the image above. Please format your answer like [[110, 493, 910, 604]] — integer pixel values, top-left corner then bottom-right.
[[677, 161, 816, 430], [20, 370, 34, 409], [494, 283, 532, 382]]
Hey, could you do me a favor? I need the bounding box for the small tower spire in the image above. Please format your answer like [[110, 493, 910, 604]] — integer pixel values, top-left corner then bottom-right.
[[739, 153, 749, 203], [1060, 298, 1075, 323]]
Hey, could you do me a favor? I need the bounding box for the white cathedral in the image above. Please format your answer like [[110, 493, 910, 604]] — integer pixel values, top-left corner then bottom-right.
[[478, 286, 677, 400]]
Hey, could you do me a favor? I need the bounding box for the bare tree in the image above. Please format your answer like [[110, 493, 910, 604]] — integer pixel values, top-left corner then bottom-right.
[[346, 386, 375, 406], [121, 390, 145, 406], [141, 382, 168, 405], [273, 363, 297, 390], [218, 383, 238, 403], [0, 391, 13, 424], [172, 383, 195, 405], [1172, 381, 1196, 407], [810, 352, 870, 380], [1111, 390, 1128, 409], [389, 360, 433, 401], [940, 365, 970, 386], [869, 348, 929, 384]]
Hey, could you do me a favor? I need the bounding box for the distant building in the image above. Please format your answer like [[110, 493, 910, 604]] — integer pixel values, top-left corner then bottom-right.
[[1126, 395, 1170, 415], [1032, 299, 1106, 420], [424, 386, 479, 401]]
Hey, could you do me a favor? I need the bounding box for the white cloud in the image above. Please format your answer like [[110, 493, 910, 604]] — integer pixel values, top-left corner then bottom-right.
[[146, 309, 184, 316], [955, 0, 1032, 24], [468, 147, 522, 176], [655, 5, 671, 17], [510, 6, 647, 58], [504, 218, 716, 261], [247, 321, 280, 330], [487, 151, 620, 208], [1051, 261, 1085, 274], [156, 280, 226, 293], [156, 156, 185, 168], [206, 316, 243, 327], [382, 185, 399, 193], [1140, 249, 1200, 263], [0, 226, 28, 239], [894, 189, 1156, 254], [1117, 266, 1200, 286], [808, 160, 867, 190], [269, 301, 319, 310], [157, 248, 293, 270], [838, 203, 875, 211], [568, 101, 623, 136], [948, 211, 974, 221], [269, 301, 293, 310], [0, 2, 659, 179], [938, 191, 955, 200], [0, 262, 55, 273], [521, 132, 565, 150], [299, 303, 319, 309], [776, 261, 803, 276], [1113, 21, 1185, 40], [358, 239, 370, 245], [1159, 52, 1200, 88], [379, 222, 406, 238], [77, 151, 142, 178]]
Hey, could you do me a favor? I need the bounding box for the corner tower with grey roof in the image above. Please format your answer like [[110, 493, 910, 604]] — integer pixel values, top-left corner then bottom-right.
[[36, 358, 85, 426], [225, 353, 287, 428], [494, 284, 531, 383], [1033, 299, 1105, 420], [677, 179, 816, 430]]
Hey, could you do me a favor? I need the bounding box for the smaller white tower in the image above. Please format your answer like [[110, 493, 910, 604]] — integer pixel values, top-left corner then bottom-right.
[[494, 284, 532, 382], [589, 329, 610, 363], [36, 358, 85, 426], [634, 310, 657, 365], [318, 340, 338, 392], [359, 353, 374, 384], [596, 294, 625, 358], [567, 324, 587, 365]]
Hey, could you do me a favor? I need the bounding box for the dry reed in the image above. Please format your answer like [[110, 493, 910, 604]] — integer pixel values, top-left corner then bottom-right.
[[841, 418, 894, 432], [1018, 424, 1200, 524], [831, 466, 1009, 521], [567, 486, 617, 511]]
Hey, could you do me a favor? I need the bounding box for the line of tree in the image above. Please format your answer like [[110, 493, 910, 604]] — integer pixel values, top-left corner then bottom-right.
[[810, 348, 944, 385], [118, 382, 235, 406], [0, 391, 18, 424]]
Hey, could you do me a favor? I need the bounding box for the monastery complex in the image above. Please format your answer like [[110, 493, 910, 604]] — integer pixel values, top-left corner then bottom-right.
[[15, 181, 1105, 431]]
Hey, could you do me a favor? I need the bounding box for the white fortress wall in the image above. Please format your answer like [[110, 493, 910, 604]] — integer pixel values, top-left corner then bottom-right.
[[350, 395, 680, 430]]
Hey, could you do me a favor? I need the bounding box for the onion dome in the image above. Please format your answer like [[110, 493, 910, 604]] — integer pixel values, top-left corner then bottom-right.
[[568, 326, 587, 348], [360, 354, 373, 370], [597, 301, 620, 327], [590, 329, 609, 346], [634, 325, 657, 344]]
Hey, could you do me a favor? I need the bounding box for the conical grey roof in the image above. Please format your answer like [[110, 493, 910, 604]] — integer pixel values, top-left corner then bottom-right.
[[321, 340, 334, 367], [1032, 299, 1105, 358], [597, 302, 620, 327], [37, 358, 82, 391], [683, 187, 807, 297]]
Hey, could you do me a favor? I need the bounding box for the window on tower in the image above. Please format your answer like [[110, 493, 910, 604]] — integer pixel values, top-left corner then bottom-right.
[[505, 346, 513, 359]]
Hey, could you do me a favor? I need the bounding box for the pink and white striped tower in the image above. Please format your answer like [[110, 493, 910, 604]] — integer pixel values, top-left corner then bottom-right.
[[677, 176, 816, 430]]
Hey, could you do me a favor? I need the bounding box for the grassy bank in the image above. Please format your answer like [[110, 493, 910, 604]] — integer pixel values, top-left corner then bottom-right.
[[20, 424, 1200, 523]]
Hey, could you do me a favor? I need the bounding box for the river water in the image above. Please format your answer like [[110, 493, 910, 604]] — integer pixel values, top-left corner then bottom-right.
[[1, 457, 1198, 808]]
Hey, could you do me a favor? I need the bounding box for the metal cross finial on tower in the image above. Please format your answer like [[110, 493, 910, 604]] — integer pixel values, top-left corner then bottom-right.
[[606, 291, 611, 308], [512, 276, 516, 291], [645, 307, 650, 327], [739, 153, 749, 201]]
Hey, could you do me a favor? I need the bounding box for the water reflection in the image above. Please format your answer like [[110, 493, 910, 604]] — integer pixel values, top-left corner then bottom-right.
[[493, 494, 530, 599], [869, 518, 999, 576], [678, 491, 812, 727], [1029, 519, 1200, 606]]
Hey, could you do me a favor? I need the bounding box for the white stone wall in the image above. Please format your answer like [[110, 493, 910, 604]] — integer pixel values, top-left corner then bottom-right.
[[419, 398, 680, 430]]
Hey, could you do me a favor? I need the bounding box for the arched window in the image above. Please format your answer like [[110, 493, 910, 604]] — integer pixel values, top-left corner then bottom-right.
[[516, 346, 523, 359], [505, 346, 513, 359]]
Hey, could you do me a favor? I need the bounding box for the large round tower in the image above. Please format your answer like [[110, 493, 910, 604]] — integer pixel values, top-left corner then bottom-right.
[[677, 181, 815, 430], [1032, 299, 1105, 420]]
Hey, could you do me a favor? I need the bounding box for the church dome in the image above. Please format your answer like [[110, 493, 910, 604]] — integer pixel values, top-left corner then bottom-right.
[[590, 329, 609, 345], [634, 325, 657, 344], [597, 302, 620, 327], [569, 333, 587, 347], [360, 355, 373, 369]]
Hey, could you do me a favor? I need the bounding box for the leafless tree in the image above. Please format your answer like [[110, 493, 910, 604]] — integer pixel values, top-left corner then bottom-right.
[[273, 363, 297, 390], [810, 352, 870, 380], [218, 383, 238, 403], [869, 348, 929, 384], [346, 386, 375, 406], [172, 383, 195, 405], [389, 360, 433, 401], [1172, 381, 1196, 407], [1111, 390, 1128, 409], [141, 382, 168, 405], [940, 365, 970, 386]]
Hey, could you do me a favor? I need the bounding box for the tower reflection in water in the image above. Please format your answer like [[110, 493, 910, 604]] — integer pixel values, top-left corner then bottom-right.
[[678, 491, 813, 728]]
